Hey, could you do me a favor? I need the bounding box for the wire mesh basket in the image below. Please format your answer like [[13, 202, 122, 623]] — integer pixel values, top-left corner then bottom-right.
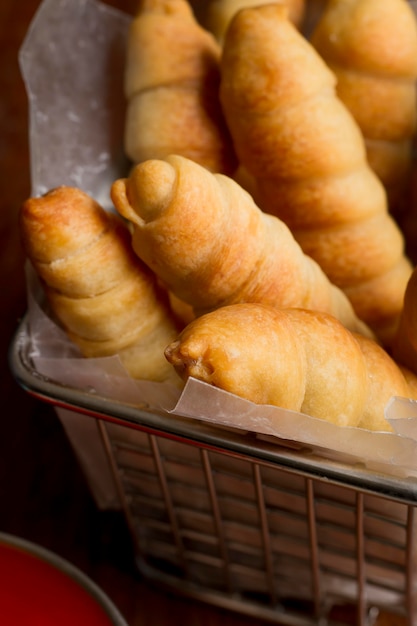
[[9, 315, 417, 626]]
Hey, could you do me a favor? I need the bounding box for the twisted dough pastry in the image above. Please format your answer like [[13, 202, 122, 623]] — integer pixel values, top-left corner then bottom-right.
[[202, 0, 305, 44], [19, 186, 181, 384], [111, 154, 372, 338], [311, 0, 417, 213], [124, 0, 236, 174], [219, 3, 413, 346], [165, 303, 416, 432]]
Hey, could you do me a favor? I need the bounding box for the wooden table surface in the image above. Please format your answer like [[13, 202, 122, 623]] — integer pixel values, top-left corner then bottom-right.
[[0, 1, 408, 625]]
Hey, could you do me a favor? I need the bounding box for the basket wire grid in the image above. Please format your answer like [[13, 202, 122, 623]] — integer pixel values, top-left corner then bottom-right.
[[98, 421, 417, 626], [9, 318, 417, 626]]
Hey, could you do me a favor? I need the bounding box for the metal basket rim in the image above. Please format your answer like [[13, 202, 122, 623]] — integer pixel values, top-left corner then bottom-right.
[[9, 313, 417, 505]]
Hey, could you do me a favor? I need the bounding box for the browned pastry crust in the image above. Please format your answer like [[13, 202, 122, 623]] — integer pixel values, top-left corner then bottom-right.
[[219, 3, 413, 346], [165, 303, 416, 431], [124, 0, 237, 174], [311, 0, 417, 212], [203, 0, 305, 44], [352, 333, 411, 431], [111, 154, 373, 339], [19, 185, 181, 384]]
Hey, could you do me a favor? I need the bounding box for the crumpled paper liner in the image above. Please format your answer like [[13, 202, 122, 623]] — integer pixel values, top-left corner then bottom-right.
[[19, 0, 130, 209], [18, 0, 417, 510]]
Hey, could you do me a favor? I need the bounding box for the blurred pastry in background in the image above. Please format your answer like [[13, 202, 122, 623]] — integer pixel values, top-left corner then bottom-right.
[[124, 0, 237, 175], [311, 0, 417, 215], [202, 0, 305, 44]]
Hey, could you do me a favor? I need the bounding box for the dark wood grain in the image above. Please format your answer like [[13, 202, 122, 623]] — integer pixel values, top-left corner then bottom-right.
[[0, 2, 407, 625]]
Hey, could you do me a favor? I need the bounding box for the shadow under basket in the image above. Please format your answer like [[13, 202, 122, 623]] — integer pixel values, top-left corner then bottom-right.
[[9, 314, 417, 626]]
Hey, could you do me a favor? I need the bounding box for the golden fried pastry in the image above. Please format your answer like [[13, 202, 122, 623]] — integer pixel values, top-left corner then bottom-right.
[[19, 185, 181, 384], [219, 3, 413, 346], [111, 154, 373, 339]]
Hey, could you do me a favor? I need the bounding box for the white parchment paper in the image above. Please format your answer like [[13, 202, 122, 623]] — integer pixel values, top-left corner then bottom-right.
[[19, 0, 130, 208]]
